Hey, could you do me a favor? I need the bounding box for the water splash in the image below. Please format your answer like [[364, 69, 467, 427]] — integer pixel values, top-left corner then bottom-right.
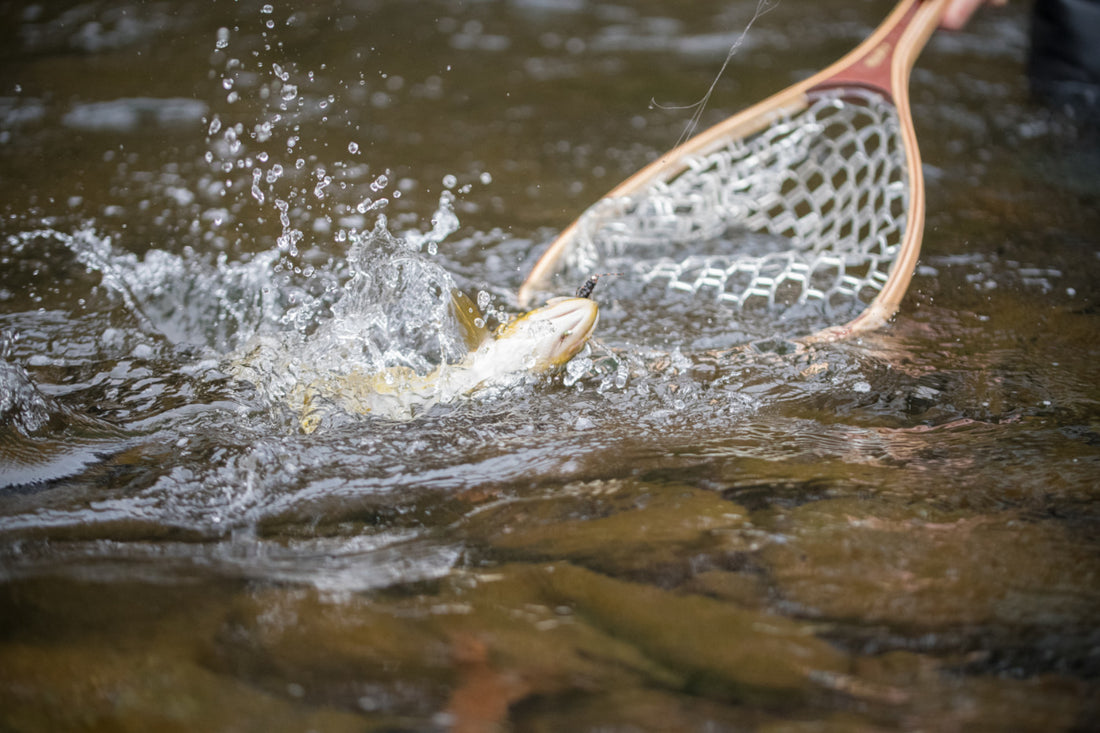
[[228, 215, 479, 428], [0, 330, 54, 436], [404, 186, 459, 256], [2, 8, 504, 437], [8, 226, 290, 353]]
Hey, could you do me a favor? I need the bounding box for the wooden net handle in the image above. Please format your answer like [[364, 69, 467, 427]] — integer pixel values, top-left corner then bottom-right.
[[519, 0, 950, 334]]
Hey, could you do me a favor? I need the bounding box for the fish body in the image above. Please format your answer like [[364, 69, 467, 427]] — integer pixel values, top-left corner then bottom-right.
[[292, 296, 599, 429]]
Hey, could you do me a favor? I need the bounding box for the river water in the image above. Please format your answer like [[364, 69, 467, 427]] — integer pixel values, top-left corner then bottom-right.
[[1, 1, 1098, 730]]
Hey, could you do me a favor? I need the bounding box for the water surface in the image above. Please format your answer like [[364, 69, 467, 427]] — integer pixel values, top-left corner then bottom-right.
[[1, 1, 1098, 730]]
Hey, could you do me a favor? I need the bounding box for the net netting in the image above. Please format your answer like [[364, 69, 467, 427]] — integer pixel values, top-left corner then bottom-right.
[[560, 87, 909, 313]]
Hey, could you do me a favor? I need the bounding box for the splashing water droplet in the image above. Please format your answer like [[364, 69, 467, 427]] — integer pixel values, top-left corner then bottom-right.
[[275, 199, 290, 228], [261, 3, 274, 13], [251, 169, 265, 204], [477, 290, 491, 311], [479, 171, 492, 185], [370, 173, 388, 192], [215, 27, 230, 49], [442, 174, 457, 189], [347, 141, 359, 154], [613, 363, 629, 389], [252, 120, 273, 143], [313, 173, 332, 199], [563, 351, 593, 387], [277, 231, 301, 256], [281, 84, 298, 102]]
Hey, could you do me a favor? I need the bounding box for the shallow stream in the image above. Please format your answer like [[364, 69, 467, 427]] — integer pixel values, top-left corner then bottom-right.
[[1, 1, 1098, 730]]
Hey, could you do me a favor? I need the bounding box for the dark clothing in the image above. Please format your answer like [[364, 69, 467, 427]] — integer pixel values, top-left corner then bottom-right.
[[1028, 0, 1100, 111]]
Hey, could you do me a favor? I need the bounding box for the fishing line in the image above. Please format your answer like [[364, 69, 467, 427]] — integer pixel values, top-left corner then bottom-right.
[[653, 0, 779, 147]]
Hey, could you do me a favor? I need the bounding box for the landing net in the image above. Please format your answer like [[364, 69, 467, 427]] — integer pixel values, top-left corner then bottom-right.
[[562, 87, 908, 313]]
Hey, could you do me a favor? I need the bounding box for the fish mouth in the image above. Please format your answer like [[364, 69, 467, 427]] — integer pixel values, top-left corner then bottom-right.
[[493, 296, 599, 370], [537, 296, 599, 364]]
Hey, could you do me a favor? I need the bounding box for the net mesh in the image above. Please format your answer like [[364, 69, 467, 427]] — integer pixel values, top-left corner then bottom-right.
[[562, 87, 909, 311]]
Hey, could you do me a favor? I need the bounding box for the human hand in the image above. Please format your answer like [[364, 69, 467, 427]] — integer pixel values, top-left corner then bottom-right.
[[940, 0, 1008, 30]]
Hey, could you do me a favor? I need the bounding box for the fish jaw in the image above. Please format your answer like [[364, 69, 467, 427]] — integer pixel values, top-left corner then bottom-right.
[[494, 296, 599, 371]]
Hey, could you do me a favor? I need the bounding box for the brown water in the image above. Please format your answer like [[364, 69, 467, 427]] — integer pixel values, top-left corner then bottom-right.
[[2, 1, 1099, 730]]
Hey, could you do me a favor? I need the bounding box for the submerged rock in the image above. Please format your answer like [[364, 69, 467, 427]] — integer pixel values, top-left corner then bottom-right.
[[466, 478, 756, 584], [758, 497, 1100, 629]]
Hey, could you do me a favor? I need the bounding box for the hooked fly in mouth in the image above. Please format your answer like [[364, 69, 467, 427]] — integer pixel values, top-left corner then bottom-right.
[[576, 272, 622, 299]]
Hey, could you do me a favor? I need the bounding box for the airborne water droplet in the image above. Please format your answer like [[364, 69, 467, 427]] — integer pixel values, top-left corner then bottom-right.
[[251, 169, 264, 204], [314, 173, 332, 199]]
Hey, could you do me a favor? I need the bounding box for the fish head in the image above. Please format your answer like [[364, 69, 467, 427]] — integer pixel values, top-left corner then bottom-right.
[[495, 296, 599, 371]]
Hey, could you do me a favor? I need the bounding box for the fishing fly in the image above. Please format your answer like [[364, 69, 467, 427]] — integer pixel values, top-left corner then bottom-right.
[[576, 272, 622, 299]]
